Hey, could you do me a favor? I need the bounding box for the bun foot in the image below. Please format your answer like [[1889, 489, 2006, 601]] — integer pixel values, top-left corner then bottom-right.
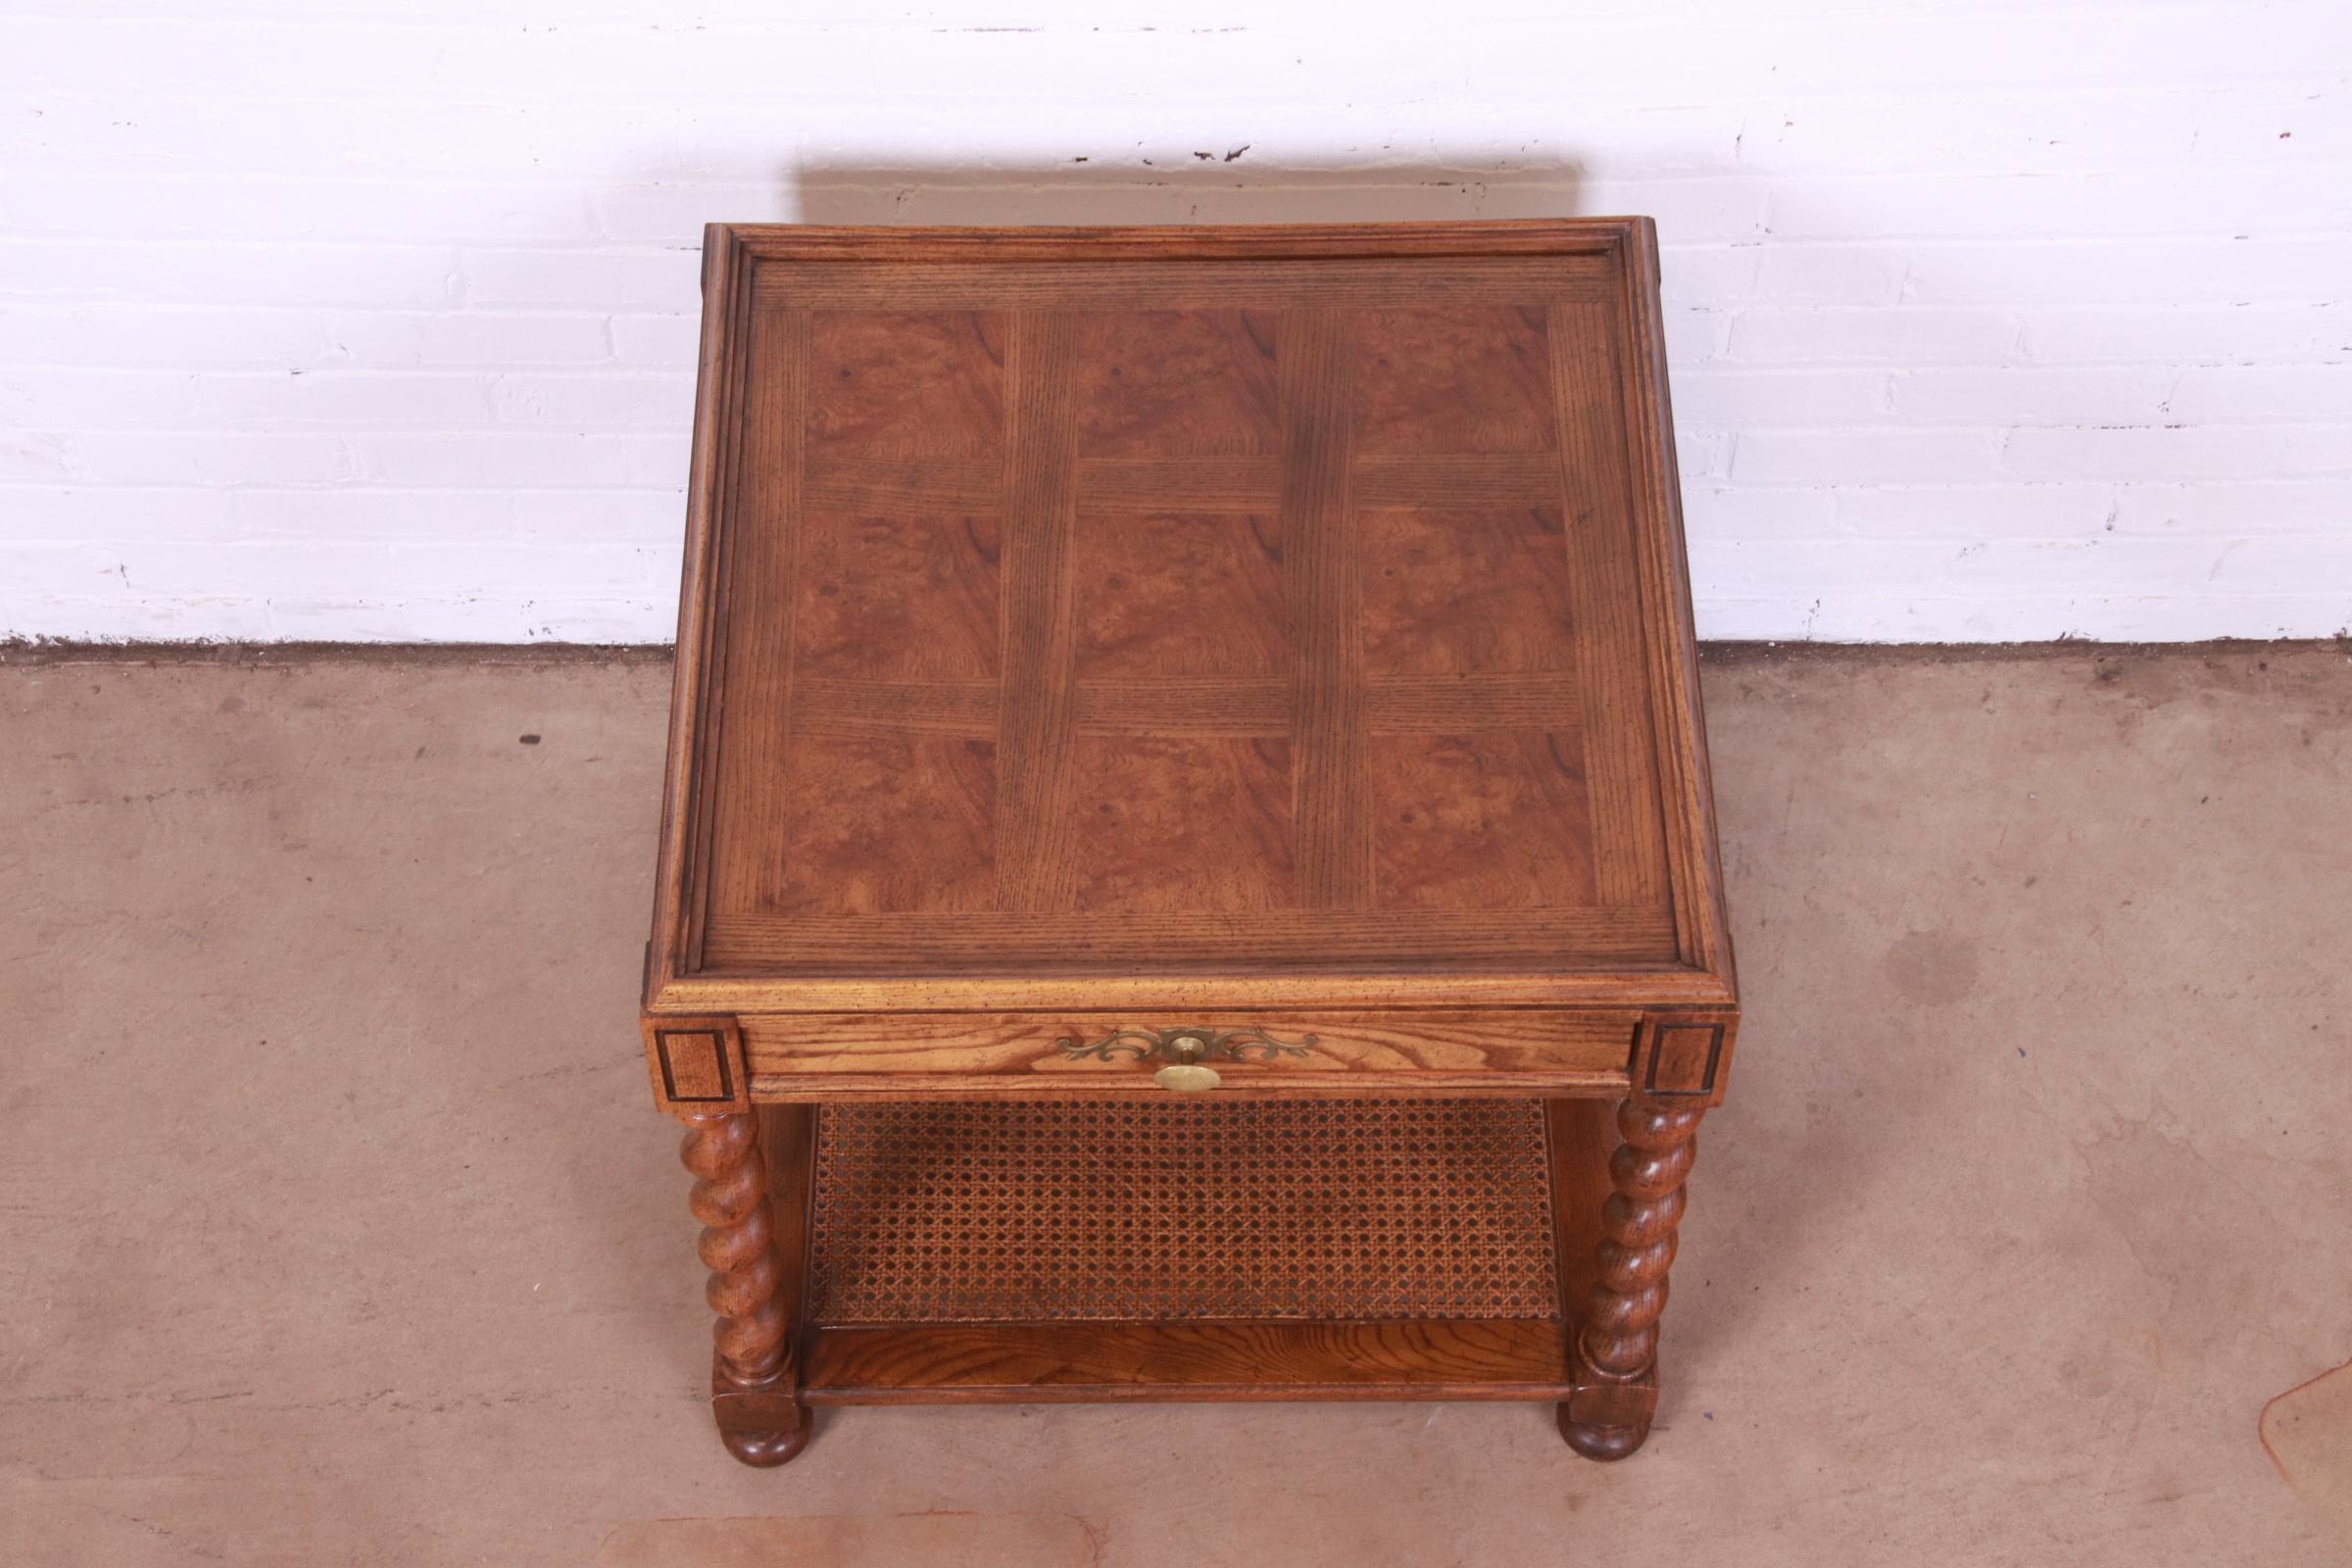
[[712, 1375, 812, 1467], [1557, 1402, 1650, 1460], [1557, 1359, 1658, 1461], [719, 1401, 813, 1467]]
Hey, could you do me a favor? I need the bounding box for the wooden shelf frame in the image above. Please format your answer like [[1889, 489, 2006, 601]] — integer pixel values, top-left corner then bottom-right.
[[751, 1095, 1619, 1408]]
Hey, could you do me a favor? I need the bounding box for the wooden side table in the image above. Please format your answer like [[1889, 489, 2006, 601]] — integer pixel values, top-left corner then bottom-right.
[[638, 220, 1739, 1466]]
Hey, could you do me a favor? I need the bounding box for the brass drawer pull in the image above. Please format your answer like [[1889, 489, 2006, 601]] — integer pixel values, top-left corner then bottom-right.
[[1154, 1035, 1222, 1092], [1153, 1051, 1222, 1093]]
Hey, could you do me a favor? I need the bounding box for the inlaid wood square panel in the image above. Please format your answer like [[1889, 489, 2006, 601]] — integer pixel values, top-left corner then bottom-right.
[[652, 222, 1736, 1013]]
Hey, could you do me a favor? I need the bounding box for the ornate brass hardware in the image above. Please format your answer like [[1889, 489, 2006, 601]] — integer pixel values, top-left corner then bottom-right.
[[1055, 1025, 1317, 1066], [1151, 1034, 1218, 1092]]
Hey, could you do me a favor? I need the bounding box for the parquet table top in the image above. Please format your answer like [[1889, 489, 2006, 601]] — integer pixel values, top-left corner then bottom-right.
[[644, 221, 1734, 1021]]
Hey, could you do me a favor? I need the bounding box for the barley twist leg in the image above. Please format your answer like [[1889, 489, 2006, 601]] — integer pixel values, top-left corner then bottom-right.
[[681, 1111, 809, 1466], [1559, 1097, 1702, 1460]]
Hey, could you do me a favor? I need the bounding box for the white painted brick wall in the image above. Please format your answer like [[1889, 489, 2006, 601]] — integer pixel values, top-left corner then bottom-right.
[[3, 0, 2348, 643]]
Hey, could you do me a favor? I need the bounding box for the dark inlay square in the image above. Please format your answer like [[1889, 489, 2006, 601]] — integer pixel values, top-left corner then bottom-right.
[[656, 1030, 733, 1102], [1646, 1023, 1726, 1096]]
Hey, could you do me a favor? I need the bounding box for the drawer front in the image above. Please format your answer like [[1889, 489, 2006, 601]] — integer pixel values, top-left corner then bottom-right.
[[739, 1009, 1639, 1098]]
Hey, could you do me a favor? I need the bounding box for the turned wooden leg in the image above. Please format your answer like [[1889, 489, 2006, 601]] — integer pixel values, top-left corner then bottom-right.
[[1559, 1096, 1702, 1461], [681, 1110, 811, 1466]]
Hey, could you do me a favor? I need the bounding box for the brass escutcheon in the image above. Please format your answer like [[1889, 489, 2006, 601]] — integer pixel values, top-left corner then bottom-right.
[[1054, 1025, 1316, 1066]]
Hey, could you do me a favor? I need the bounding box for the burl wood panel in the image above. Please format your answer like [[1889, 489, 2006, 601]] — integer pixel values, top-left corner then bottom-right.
[[646, 221, 1736, 1020]]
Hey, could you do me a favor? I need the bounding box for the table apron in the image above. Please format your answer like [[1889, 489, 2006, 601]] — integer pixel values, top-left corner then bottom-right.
[[735, 1008, 1642, 1099]]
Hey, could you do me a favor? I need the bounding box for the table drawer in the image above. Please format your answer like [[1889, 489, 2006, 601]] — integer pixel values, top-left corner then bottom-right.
[[740, 1009, 1639, 1097]]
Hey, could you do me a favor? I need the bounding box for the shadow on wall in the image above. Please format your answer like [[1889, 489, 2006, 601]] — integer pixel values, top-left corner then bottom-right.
[[783, 158, 1589, 226]]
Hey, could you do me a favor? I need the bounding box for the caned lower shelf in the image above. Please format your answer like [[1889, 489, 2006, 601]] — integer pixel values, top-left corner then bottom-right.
[[787, 1098, 1603, 1404]]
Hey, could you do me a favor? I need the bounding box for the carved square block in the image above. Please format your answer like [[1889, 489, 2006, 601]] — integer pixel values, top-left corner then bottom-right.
[[1634, 1015, 1736, 1103], [644, 1015, 751, 1114]]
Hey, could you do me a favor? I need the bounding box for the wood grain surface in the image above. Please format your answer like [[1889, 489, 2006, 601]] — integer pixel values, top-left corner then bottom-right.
[[740, 1007, 1637, 1096], [801, 1320, 1576, 1403], [646, 219, 1734, 1028], [626, 222, 1746, 1462]]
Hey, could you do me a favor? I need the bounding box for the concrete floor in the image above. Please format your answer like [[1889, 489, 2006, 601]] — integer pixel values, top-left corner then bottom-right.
[[3, 644, 2348, 1566]]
